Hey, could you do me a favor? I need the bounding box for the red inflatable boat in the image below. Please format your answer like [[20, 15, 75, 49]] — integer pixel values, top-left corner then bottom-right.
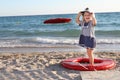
[[61, 58, 116, 71], [44, 18, 71, 24]]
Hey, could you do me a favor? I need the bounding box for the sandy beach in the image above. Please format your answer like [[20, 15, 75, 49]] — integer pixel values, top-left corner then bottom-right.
[[0, 50, 120, 80]]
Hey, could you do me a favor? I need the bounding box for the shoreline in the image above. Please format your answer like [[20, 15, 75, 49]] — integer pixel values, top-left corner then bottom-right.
[[0, 44, 120, 53]]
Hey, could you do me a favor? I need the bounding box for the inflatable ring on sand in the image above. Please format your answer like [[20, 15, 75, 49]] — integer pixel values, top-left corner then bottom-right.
[[44, 18, 71, 24], [61, 58, 116, 71]]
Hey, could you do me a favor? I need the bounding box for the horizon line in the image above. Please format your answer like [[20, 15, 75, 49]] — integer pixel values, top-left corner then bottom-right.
[[0, 11, 120, 17]]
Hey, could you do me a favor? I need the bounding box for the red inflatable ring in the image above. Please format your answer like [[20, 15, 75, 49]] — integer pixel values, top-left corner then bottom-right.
[[61, 58, 116, 71], [44, 18, 71, 24]]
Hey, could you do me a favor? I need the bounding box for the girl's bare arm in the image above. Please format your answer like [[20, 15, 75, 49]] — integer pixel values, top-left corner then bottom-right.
[[91, 13, 97, 26], [76, 12, 82, 24]]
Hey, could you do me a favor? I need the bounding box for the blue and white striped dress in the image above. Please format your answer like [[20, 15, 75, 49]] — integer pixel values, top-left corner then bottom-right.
[[79, 20, 96, 49]]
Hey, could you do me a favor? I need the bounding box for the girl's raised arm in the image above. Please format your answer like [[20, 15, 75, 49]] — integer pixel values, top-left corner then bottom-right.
[[76, 12, 82, 25], [91, 13, 97, 26]]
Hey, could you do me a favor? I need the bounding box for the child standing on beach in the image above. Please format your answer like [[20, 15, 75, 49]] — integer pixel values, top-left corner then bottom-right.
[[76, 8, 97, 66]]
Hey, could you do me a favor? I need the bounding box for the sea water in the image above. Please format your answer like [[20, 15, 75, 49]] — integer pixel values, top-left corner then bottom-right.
[[0, 12, 120, 51]]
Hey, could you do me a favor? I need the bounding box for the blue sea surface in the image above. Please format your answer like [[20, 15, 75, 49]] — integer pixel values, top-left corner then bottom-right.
[[0, 12, 120, 48]]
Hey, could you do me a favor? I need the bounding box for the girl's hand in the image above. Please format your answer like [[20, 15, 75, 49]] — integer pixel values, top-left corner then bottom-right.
[[76, 11, 83, 24], [90, 12, 95, 18], [78, 11, 83, 16], [90, 12, 97, 26]]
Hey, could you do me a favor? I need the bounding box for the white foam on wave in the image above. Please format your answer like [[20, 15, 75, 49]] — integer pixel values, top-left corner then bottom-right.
[[97, 38, 120, 44], [0, 37, 120, 47], [35, 37, 78, 45], [35, 37, 120, 44], [0, 37, 78, 47]]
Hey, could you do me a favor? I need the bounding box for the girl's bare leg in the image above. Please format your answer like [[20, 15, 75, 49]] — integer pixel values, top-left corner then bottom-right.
[[87, 48, 94, 65]]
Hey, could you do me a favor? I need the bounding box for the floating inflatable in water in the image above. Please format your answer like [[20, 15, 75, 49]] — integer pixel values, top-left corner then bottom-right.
[[61, 57, 116, 71], [44, 18, 71, 24]]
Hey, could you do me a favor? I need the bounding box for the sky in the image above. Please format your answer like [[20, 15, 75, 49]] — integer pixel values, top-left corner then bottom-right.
[[0, 0, 120, 16]]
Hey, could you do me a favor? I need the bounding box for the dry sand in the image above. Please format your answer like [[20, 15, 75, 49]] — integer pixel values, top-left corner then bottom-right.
[[0, 51, 120, 80]]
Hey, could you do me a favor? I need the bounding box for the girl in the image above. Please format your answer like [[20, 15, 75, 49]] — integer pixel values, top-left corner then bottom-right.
[[76, 8, 97, 66]]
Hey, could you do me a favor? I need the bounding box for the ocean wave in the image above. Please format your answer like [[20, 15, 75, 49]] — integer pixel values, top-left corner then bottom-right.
[[96, 30, 120, 37], [97, 38, 120, 44], [0, 29, 120, 38], [34, 37, 120, 44], [0, 37, 120, 47], [97, 22, 120, 26]]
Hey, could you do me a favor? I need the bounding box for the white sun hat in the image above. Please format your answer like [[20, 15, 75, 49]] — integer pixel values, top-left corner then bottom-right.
[[81, 8, 92, 13]]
